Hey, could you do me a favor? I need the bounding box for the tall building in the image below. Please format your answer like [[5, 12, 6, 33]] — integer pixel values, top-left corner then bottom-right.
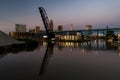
[[85, 25, 92, 37], [70, 24, 73, 31], [85, 25, 92, 30], [15, 24, 26, 32], [49, 19, 54, 31], [35, 26, 40, 33], [58, 25, 63, 31]]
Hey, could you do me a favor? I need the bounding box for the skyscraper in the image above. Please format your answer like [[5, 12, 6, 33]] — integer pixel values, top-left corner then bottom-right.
[[70, 24, 73, 31], [49, 19, 54, 31]]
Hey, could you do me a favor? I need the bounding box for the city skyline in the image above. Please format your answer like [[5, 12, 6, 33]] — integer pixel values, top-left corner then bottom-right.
[[0, 0, 120, 33]]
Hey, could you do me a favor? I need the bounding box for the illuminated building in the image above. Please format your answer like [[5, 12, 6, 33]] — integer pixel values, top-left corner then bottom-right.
[[85, 25, 92, 30], [15, 24, 26, 32], [58, 32, 83, 41], [9, 32, 15, 37], [9, 31, 35, 39]]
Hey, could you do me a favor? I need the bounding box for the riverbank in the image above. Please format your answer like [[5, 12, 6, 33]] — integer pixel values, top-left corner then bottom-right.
[[0, 39, 38, 54]]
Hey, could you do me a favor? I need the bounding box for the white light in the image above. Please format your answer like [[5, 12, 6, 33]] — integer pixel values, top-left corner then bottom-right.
[[51, 38, 56, 41], [43, 35, 48, 38]]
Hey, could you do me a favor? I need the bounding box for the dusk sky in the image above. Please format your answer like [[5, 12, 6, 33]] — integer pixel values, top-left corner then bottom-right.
[[0, 0, 120, 33]]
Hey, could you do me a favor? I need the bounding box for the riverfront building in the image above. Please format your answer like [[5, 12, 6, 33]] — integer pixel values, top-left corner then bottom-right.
[[58, 32, 83, 41]]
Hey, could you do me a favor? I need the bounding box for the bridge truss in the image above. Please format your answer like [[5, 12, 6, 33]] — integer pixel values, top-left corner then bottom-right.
[[38, 7, 55, 39]]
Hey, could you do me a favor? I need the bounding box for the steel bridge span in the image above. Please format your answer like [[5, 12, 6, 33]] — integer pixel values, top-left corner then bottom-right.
[[36, 28, 120, 37]]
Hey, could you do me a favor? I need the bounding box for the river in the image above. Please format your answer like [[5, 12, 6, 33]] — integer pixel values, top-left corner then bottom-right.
[[0, 39, 120, 80]]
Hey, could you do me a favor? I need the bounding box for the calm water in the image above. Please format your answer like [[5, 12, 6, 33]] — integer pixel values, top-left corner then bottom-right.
[[0, 40, 120, 80]]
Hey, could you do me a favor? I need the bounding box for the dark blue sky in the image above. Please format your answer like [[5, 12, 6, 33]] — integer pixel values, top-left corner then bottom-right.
[[0, 0, 120, 33]]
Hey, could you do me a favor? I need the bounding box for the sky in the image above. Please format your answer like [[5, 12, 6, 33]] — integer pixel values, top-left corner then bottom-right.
[[0, 0, 120, 33]]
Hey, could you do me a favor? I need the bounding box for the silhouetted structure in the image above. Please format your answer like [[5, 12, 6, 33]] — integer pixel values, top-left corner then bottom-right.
[[39, 42, 54, 76], [38, 7, 55, 39], [58, 25, 63, 31]]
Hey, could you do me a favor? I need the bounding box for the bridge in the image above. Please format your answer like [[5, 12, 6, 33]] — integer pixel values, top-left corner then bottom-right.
[[38, 7, 55, 40], [54, 28, 120, 35], [36, 28, 120, 38], [38, 7, 120, 39], [38, 7, 120, 40]]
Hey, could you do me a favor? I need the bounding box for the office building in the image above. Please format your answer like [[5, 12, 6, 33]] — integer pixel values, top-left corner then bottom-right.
[[58, 25, 63, 31], [15, 24, 26, 32], [70, 24, 73, 31], [49, 19, 54, 31], [85, 25, 92, 30], [85, 25, 92, 37]]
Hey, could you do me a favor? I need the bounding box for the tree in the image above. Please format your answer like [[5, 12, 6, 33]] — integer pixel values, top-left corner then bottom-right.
[[106, 31, 118, 41]]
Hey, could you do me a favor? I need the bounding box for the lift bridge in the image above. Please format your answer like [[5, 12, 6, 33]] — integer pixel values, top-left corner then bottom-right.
[[38, 7, 55, 40], [38, 7, 120, 40]]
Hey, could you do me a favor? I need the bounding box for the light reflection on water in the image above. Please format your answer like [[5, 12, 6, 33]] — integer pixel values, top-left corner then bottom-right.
[[0, 40, 120, 80]]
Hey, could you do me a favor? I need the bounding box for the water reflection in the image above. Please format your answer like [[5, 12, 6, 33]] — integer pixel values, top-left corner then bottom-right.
[[0, 42, 38, 59], [0, 42, 38, 54], [57, 40, 118, 52], [0, 40, 119, 80], [39, 40, 120, 77], [40, 40, 120, 60], [39, 42, 54, 76]]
